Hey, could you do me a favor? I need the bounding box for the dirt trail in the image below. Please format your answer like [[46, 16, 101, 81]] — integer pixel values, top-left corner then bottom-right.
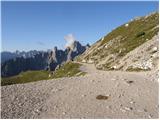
[[1, 63, 159, 119]]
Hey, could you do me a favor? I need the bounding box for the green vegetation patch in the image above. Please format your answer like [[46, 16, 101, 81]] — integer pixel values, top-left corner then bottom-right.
[[1, 70, 51, 86], [52, 62, 86, 78], [100, 12, 159, 57], [1, 62, 86, 86]]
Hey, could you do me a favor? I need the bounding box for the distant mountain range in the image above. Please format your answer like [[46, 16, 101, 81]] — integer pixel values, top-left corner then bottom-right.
[[1, 50, 44, 63], [1, 41, 90, 77]]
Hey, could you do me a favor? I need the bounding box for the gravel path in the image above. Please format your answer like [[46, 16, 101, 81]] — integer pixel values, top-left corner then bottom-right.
[[1, 63, 159, 119]]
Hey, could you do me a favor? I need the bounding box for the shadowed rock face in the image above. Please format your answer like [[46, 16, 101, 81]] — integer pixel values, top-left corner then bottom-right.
[[1, 41, 89, 77], [47, 41, 87, 70]]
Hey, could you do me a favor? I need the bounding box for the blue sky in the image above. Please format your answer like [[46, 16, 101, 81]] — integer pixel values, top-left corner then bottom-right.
[[1, 1, 159, 52]]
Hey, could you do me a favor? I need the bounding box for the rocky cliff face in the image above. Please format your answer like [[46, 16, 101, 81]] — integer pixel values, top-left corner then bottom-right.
[[1, 41, 88, 77], [47, 41, 87, 70], [77, 12, 159, 71]]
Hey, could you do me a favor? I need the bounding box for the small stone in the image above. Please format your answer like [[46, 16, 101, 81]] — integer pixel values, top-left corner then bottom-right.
[[118, 94, 121, 98], [115, 83, 120, 87], [105, 45, 108, 48], [120, 108, 126, 113], [125, 24, 129, 27], [62, 112, 66, 115], [152, 47, 158, 52], [54, 105, 58, 109], [124, 107, 133, 111], [120, 104, 123, 107], [122, 78, 127, 81], [106, 105, 111, 109], [144, 109, 147, 112], [34, 109, 40, 113], [91, 80, 95, 82], [130, 101, 135, 104], [82, 59, 86, 63], [96, 95, 109, 100], [48, 74, 51, 78], [81, 94, 86, 97], [112, 66, 117, 69], [148, 114, 152, 118], [126, 80, 134, 84]]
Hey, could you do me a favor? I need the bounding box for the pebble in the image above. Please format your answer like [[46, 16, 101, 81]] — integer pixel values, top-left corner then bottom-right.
[[130, 101, 135, 104], [118, 94, 121, 98], [144, 109, 147, 112], [148, 114, 152, 118], [91, 80, 95, 83], [81, 94, 86, 97], [122, 78, 127, 81], [62, 112, 66, 115], [120, 108, 126, 113], [54, 105, 58, 109], [115, 83, 120, 87], [106, 105, 111, 109], [126, 80, 134, 84], [119, 104, 123, 107], [124, 107, 133, 111]]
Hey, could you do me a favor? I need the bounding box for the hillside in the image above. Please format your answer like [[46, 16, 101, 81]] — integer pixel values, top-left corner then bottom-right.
[[76, 12, 159, 71], [1, 62, 86, 86]]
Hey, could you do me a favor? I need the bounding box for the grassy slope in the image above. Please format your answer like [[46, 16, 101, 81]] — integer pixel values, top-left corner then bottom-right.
[[52, 62, 86, 78], [1, 62, 86, 86], [1, 70, 50, 86], [79, 12, 159, 70], [100, 12, 159, 56]]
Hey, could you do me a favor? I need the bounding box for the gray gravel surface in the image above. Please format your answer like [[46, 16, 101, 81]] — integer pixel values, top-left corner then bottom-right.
[[1, 63, 159, 119]]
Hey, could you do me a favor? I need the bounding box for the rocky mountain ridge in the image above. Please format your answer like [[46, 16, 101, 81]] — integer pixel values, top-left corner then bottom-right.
[[1, 41, 89, 77], [1, 50, 45, 63]]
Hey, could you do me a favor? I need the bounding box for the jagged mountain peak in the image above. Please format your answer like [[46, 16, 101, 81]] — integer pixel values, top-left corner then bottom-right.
[[1, 41, 88, 77]]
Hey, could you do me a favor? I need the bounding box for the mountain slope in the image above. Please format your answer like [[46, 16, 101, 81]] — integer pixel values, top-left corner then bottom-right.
[[76, 12, 159, 71]]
